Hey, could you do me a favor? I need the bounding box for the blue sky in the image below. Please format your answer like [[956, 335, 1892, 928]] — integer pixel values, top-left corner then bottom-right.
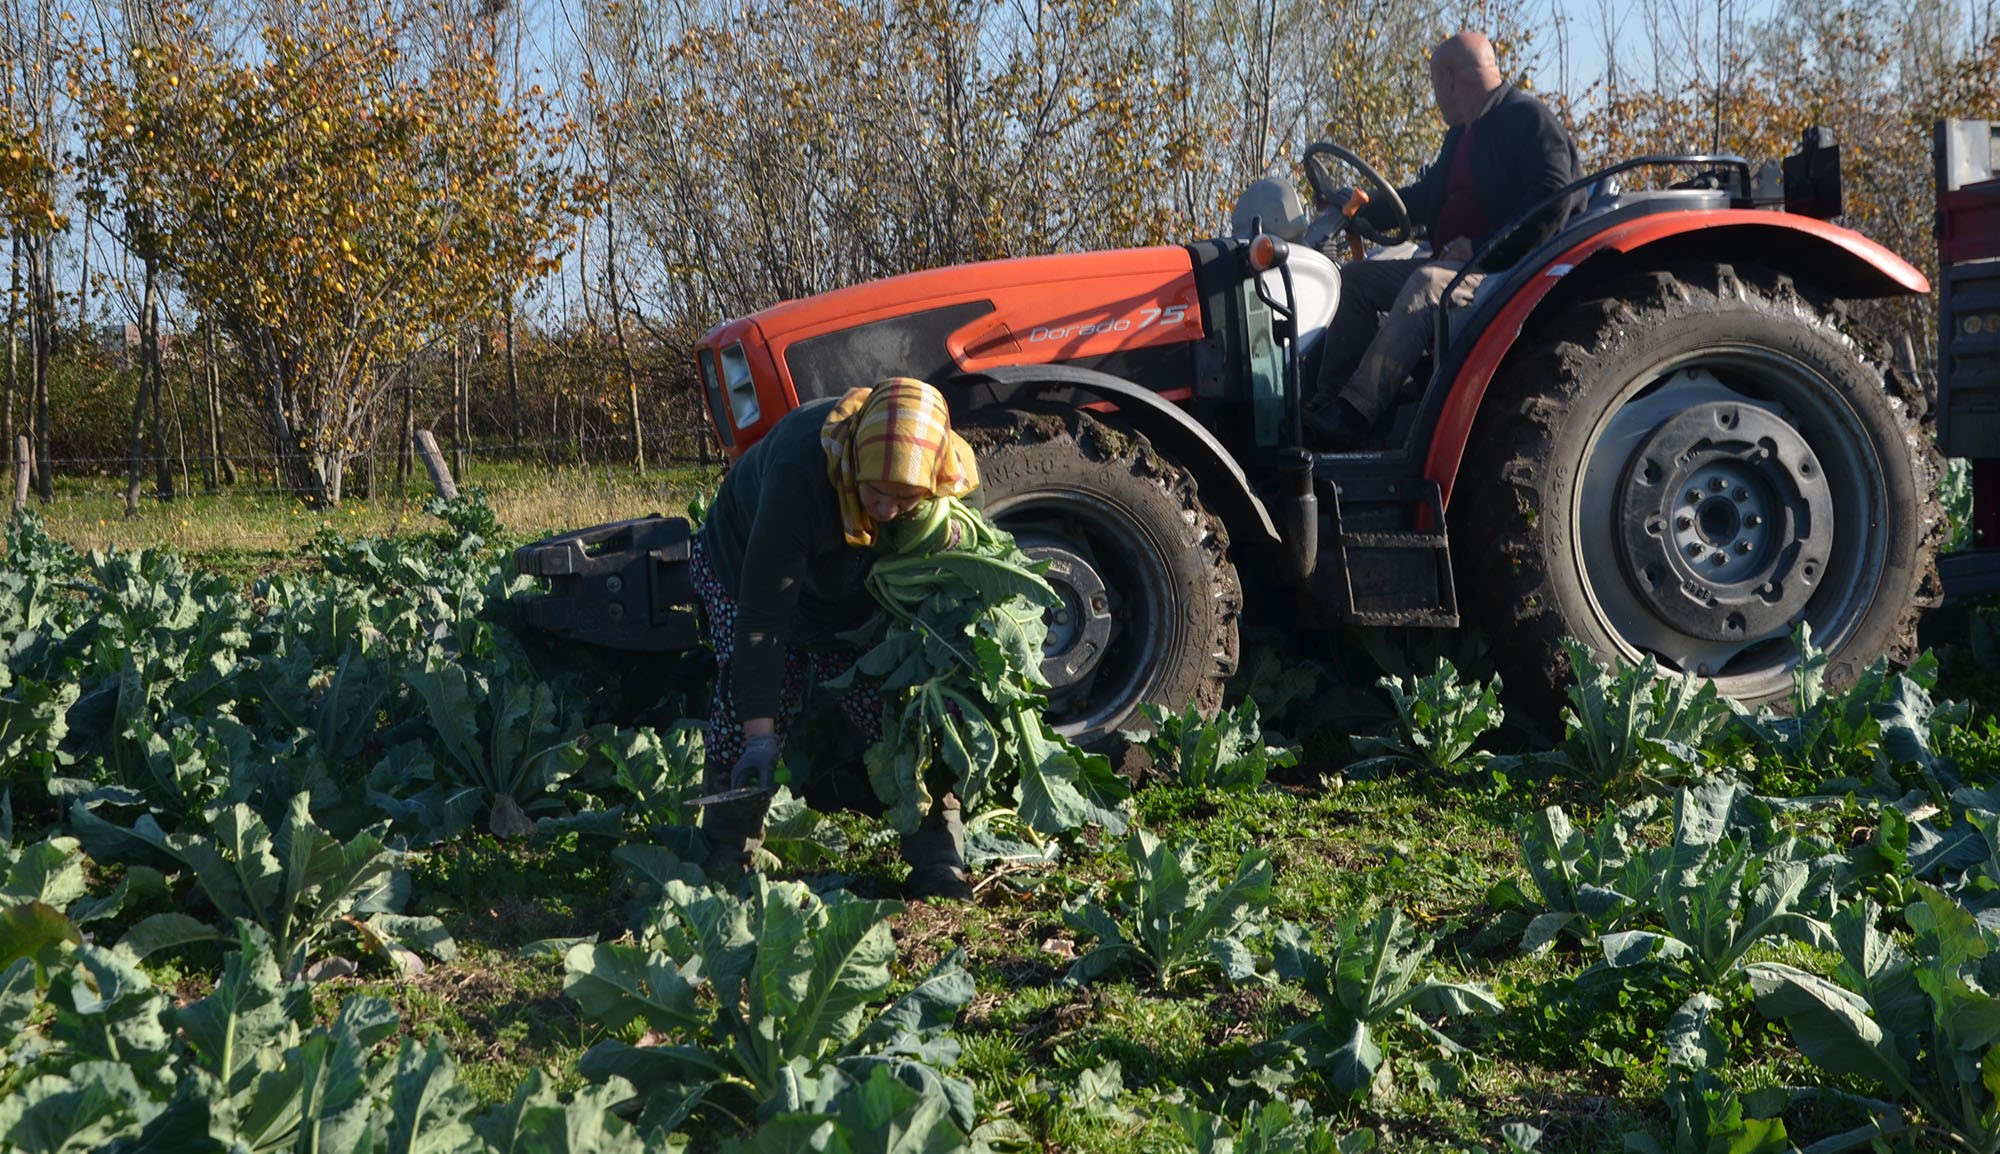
[[1528, 0, 1785, 100]]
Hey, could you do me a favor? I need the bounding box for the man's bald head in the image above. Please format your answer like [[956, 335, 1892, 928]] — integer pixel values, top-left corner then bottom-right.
[[1429, 31, 1504, 127]]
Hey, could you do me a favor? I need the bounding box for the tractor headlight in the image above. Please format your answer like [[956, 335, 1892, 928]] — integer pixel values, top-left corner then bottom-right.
[[698, 350, 735, 447], [719, 342, 759, 429]]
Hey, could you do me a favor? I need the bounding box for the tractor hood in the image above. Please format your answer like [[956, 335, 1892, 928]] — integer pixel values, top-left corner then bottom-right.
[[696, 246, 1205, 455]]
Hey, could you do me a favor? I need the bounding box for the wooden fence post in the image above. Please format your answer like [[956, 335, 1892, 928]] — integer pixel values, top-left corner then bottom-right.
[[13, 436, 29, 514], [413, 429, 458, 501]]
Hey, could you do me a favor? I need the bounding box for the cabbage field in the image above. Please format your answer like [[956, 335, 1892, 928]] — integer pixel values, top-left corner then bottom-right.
[[4, 495, 2000, 1154]]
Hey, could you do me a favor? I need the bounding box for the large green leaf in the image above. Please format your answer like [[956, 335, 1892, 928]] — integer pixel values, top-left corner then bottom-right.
[[472, 1072, 648, 1154], [725, 1065, 969, 1154], [850, 949, 976, 1055], [1063, 831, 1270, 990], [120, 913, 229, 960], [1663, 992, 1727, 1073], [50, 945, 173, 1079], [1335, 908, 1428, 1020], [1746, 962, 1914, 1092], [169, 803, 287, 934], [561, 941, 705, 1036], [0, 901, 79, 980], [0, 1062, 159, 1154], [0, 956, 39, 1040], [1322, 1019, 1384, 1101], [225, 994, 398, 1154], [753, 880, 901, 1073], [2, 836, 88, 911], [1010, 711, 1129, 836], [382, 1035, 481, 1154], [172, 923, 313, 1098], [1829, 902, 1926, 1046]]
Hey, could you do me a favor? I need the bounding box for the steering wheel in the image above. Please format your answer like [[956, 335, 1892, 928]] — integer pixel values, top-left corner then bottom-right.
[[1303, 142, 1413, 247]]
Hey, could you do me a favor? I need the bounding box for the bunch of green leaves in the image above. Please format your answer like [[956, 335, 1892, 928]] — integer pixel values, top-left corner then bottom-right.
[[564, 875, 975, 1140], [0, 922, 648, 1154], [0, 513, 90, 796], [1748, 892, 2000, 1154], [1346, 659, 1503, 778], [1123, 698, 1296, 792], [719, 1066, 974, 1153], [1511, 962, 1691, 1081], [1870, 674, 1974, 805], [1598, 784, 1838, 989], [0, 509, 85, 582], [241, 643, 403, 799], [1060, 829, 1273, 991], [73, 791, 453, 979], [1487, 799, 1663, 954], [837, 499, 1130, 837], [425, 487, 503, 548], [1727, 623, 1922, 791], [595, 721, 706, 831], [294, 492, 524, 669], [61, 713, 253, 842], [1624, 1071, 1791, 1154], [70, 547, 256, 721], [1595, 783, 1837, 1068], [1264, 906, 1501, 1104], [1168, 1097, 1377, 1153], [1225, 644, 1336, 743], [402, 658, 596, 837], [39, 549, 256, 822], [1929, 806, 2000, 919], [1501, 639, 1734, 798], [2, 831, 164, 987], [0, 669, 78, 810]]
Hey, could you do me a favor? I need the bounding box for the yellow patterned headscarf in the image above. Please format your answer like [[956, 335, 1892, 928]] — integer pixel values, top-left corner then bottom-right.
[[821, 377, 980, 547]]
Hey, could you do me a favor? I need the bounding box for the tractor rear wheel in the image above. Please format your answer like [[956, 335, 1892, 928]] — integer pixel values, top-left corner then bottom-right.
[[1455, 262, 1942, 718], [959, 406, 1241, 746]]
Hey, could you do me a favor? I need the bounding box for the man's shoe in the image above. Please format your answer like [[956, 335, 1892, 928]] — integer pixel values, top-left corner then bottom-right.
[[901, 794, 975, 902], [1303, 399, 1374, 452]]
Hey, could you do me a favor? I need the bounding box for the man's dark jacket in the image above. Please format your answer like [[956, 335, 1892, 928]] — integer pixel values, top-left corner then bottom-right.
[[1361, 83, 1582, 271]]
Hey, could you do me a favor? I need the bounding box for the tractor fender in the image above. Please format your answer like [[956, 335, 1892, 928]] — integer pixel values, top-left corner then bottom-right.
[[951, 363, 1282, 550], [1424, 209, 1930, 510]]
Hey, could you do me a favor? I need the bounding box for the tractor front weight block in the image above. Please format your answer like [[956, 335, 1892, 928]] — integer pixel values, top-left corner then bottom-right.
[[513, 515, 702, 652]]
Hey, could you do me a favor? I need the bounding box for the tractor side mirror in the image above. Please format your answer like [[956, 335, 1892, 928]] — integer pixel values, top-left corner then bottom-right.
[[1782, 126, 1843, 220]]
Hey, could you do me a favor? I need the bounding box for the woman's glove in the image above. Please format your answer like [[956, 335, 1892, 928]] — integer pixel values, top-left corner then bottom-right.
[[731, 732, 782, 791]]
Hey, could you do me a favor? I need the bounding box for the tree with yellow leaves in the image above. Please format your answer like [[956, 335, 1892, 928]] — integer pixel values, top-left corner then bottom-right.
[[75, 0, 576, 506]]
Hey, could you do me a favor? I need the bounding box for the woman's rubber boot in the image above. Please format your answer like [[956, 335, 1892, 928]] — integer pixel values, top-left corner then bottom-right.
[[699, 761, 767, 888], [902, 794, 974, 902]]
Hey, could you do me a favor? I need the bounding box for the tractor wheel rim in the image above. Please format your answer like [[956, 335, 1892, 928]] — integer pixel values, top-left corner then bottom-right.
[[1577, 351, 1887, 689], [1615, 399, 1832, 644], [984, 490, 1171, 737], [1013, 532, 1116, 693]]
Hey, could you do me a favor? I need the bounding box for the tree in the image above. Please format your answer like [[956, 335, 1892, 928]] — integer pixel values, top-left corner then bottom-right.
[[2, 0, 69, 503], [76, 0, 575, 506]]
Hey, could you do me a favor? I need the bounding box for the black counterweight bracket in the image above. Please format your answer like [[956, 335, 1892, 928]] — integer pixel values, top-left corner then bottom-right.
[[512, 515, 702, 652]]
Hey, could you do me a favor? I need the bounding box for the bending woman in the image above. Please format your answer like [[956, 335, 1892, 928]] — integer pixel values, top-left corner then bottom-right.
[[690, 377, 981, 899]]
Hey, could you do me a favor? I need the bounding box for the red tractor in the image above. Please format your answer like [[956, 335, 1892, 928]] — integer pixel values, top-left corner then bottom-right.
[[520, 123, 2000, 745]]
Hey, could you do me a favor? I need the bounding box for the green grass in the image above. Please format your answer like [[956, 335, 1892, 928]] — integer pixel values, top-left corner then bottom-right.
[[25, 460, 720, 577]]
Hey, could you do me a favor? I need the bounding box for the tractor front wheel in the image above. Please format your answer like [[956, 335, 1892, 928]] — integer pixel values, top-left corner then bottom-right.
[[1455, 262, 1942, 717], [960, 407, 1242, 746]]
